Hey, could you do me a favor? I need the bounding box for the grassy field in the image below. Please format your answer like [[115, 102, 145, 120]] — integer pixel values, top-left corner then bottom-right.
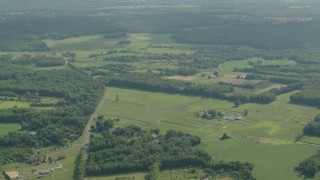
[[97, 87, 320, 180], [44, 33, 195, 68], [0, 124, 21, 136], [0, 100, 30, 109]]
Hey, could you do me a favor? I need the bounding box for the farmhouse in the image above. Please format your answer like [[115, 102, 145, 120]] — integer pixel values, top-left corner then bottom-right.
[[4, 171, 20, 179]]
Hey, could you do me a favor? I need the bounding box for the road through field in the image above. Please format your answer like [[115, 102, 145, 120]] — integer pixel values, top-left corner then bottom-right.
[[83, 89, 107, 179], [84, 89, 108, 147]]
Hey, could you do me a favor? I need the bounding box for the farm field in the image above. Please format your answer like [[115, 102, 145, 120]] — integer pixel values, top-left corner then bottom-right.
[[98, 87, 320, 180]]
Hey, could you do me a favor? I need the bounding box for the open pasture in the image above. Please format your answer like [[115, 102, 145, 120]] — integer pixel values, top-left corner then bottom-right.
[[98, 87, 319, 179]]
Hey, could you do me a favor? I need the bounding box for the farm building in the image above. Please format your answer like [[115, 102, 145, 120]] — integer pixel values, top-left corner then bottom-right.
[[5, 171, 20, 179], [223, 114, 243, 121]]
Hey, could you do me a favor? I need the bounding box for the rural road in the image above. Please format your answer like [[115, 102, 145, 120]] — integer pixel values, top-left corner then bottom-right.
[[82, 89, 107, 179], [84, 89, 108, 148]]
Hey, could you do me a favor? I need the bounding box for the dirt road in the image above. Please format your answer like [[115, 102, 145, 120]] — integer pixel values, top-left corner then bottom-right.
[[84, 89, 108, 148]]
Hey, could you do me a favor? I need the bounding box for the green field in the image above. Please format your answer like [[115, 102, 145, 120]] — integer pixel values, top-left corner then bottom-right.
[[0, 124, 21, 136], [0, 101, 30, 109], [97, 87, 320, 180], [44, 33, 195, 68]]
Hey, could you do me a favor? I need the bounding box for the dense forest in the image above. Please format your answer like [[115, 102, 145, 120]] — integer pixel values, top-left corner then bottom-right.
[[0, 60, 104, 163]]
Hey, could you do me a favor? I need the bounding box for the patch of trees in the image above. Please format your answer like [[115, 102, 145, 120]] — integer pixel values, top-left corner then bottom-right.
[[0, 55, 65, 67], [245, 74, 263, 80], [303, 114, 320, 137], [100, 64, 136, 73], [73, 148, 86, 180], [145, 162, 161, 180], [294, 151, 320, 178], [95, 116, 114, 132], [118, 40, 131, 44], [159, 68, 199, 76], [150, 45, 174, 49], [86, 126, 255, 179], [195, 109, 223, 119], [268, 77, 300, 84], [84, 64, 136, 76], [0, 147, 33, 164], [290, 79, 320, 107], [104, 32, 127, 39], [290, 91, 320, 107], [230, 92, 277, 104], [303, 122, 320, 137]]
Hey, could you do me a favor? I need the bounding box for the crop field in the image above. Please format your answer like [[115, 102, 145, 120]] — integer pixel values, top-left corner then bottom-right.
[[98, 87, 319, 179]]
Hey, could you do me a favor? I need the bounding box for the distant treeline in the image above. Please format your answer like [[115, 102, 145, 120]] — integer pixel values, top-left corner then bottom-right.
[[172, 21, 320, 49], [3, 12, 320, 51]]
